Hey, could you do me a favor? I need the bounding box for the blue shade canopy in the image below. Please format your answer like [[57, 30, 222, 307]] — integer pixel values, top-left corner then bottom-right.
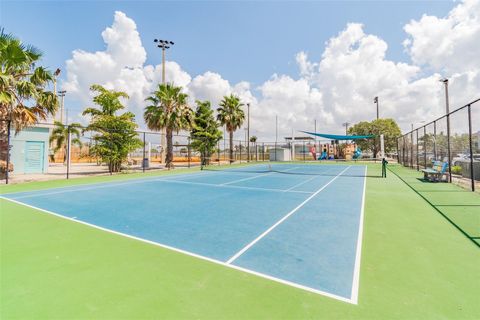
[[300, 131, 375, 140]]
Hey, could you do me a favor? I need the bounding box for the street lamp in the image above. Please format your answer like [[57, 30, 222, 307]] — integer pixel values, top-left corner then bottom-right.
[[374, 96, 379, 120], [154, 39, 174, 84], [440, 78, 452, 182]]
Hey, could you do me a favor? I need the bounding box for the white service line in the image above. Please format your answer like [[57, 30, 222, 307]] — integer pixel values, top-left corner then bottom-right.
[[0, 196, 355, 304], [158, 178, 312, 194], [284, 175, 319, 192], [220, 166, 299, 186], [226, 165, 352, 264]]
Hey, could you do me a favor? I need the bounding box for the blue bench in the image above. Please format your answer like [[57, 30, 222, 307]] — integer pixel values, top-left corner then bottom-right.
[[421, 161, 448, 182]]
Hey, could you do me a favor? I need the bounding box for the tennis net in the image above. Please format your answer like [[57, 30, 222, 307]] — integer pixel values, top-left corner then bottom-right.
[[200, 158, 383, 177]]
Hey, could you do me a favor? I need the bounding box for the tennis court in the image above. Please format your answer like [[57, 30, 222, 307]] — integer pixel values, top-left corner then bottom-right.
[[1, 163, 367, 303]]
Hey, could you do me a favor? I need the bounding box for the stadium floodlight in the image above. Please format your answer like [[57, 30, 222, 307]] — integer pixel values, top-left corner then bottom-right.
[[154, 38, 175, 84]]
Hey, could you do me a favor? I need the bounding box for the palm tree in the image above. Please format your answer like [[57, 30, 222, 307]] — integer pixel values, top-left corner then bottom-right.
[[82, 84, 128, 118], [0, 29, 58, 168], [144, 83, 193, 168], [82, 85, 141, 172], [49, 121, 83, 163], [217, 94, 245, 163], [250, 135, 258, 161]]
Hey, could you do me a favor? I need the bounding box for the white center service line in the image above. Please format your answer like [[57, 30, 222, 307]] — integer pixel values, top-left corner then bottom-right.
[[225, 165, 351, 265], [220, 167, 300, 186]]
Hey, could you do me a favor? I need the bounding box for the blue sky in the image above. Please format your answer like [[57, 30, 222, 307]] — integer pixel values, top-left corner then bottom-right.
[[2, 0, 478, 138], [2, 1, 453, 85]]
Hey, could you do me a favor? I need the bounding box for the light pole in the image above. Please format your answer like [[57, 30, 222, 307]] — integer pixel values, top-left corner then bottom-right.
[[342, 122, 350, 136], [154, 38, 174, 164], [440, 78, 452, 182], [154, 39, 174, 84], [53, 68, 61, 97], [57, 90, 66, 124], [247, 103, 250, 162], [374, 96, 379, 120]]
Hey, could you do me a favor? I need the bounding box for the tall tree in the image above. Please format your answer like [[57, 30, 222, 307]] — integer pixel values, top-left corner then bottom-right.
[[144, 83, 193, 168], [190, 100, 222, 165], [348, 118, 401, 157], [217, 94, 245, 163], [83, 85, 141, 172], [49, 121, 83, 163], [0, 29, 58, 172]]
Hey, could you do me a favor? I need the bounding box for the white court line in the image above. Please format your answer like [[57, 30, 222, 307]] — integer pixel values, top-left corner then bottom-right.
[[157, 179, 312, 194], [283, 167, 345, 192], [226, 166, 352, 264], [1, 170, 217, 199], [283, 173, 326, 192], [221, 166, 299, 186], [350, 165, 367, 304], [0, 196, 354, 304]]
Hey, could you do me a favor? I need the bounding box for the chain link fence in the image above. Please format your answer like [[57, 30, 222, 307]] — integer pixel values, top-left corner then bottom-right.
[[397, 98, 480, 191]]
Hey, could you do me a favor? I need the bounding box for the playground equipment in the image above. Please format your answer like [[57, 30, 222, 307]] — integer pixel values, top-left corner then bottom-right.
[[353, 147, 362, 159]]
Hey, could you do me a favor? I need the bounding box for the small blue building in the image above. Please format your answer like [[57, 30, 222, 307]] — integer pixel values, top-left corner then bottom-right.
[[9, 125, 51, 174]]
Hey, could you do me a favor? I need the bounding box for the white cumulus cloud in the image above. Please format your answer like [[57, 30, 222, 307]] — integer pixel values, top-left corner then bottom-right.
[[63, 4, 479, 140]]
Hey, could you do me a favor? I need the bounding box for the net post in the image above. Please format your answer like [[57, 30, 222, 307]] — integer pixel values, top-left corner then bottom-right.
[[467, 104, 475, 191]]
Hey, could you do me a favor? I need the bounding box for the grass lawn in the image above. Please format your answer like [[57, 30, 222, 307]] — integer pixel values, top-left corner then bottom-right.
[[1, 164, 479, 319]]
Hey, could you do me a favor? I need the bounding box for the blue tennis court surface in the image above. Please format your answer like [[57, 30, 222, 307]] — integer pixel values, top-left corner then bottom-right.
[[2, 163, 367, 303]]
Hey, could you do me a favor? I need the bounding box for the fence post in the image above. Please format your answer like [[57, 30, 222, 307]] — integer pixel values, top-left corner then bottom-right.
[[446, 115, 452, 183], [262, 143, 265, 161], [274, 142, 277, 161], [240, 141, 242, 164], [66, 125, 71, 179], [187, 137, 191, 168], [403, 135, 406, 166], [396, 138, 399, 164], [142, 132, 146, 173], [423, 126, 427, 168], [303, 141, 306, 162], [433, 121, 437, 160], [416, 129, 419, 171], [5, 120, 11, 184], [467, 105, 475, 192], [410, 130, 414, 168]]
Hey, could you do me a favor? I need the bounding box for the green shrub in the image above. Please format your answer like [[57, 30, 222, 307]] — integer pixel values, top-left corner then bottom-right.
[[451, 165, 462, 175]]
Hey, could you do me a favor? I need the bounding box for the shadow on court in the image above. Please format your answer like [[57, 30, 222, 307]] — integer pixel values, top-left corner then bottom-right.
[[389, 165, 480, 248]]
